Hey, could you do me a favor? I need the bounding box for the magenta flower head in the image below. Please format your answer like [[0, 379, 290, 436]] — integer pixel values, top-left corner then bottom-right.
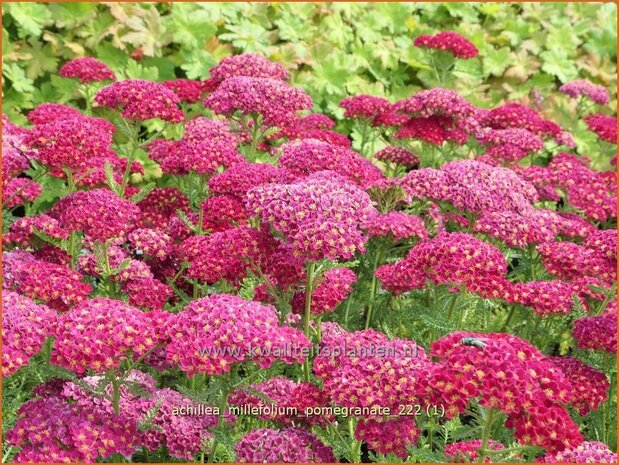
[[247, 171, 378, 260], [276, 138, 384, 187], [25, 116, 116, 171], [209, 161, 288, 198], [584, 113, 617, 143], [476, 127, 544, 163], [59, 57, 116, 83], [444, 440, 505, 463], [6, 393, 137, 463], [207, 53, 289, 87], [559, 79, 610, 105], [95, 79, 184, 122], [236, 427, 335, 463], [573, 310, 617, 353], [3, 250, 92, 312], [373, 146, 420, 168], [163, 79, 205, 103], [414, 31, 478, 58], [395, 115, 468, 146], [204, 76, 312, 128], [364, 211, 427, 241], [482, 102, 564, 141], [418, 332, 582, 452], [2, 291, 56, 376], [538, 441, 617, 463], [50, 188, 138, 242], [339, 95, 391, 119], [165, 294, 311, 376], [2, 178, 42, 208], [291, 267, 357, 315], [27, 103, 82, 125], [395, 88, 476, 121], [52, 297, 159, 374]]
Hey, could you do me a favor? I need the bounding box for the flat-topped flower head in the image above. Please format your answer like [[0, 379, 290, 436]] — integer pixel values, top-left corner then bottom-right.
[[444, 440, 505, 463], [164, 294, 311, 376], [208, 53, 289, 85], [25, 116, 116, 171], [247, 171, 378, 260], [340, 95, 391, 119], [95, 79, 184, 122], [50, 188, 139, 242], [364, 211, 427, 241], [291, 267, 357, 315], [59, 57, 116, 83], [276, 138, 383, 187], [2, 291, 56, 376], [52, 298, 159, 374], [236, 428, 335, 463], [27, 103, 82, 125], [538, 441, 617, 463], [584, 113, 617, 143], [163, 79, 205, 103], [573, 310, 617, 353], [204, 76, 312, 128], [395, 88, 476, 121], [414, 31, 478, 59], [374, 146, 420, 168], [559, 79, 610, 105]]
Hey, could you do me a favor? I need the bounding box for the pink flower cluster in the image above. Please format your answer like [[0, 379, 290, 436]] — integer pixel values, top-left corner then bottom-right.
[[476, 127, 544, 163], [165, 294, 311, 376], [95, 79, 184, 122], [128, 228, 172, 259], [374, 146, 420, 168], [364, 211, 428, 241], [418, 332, 582, 451], [414, 31, 478, 58], [50, 188, 139, 242], [584, 113, 617, 143], [573, 311, 617, 353], [3, 250, 92, 311], [163, 79, 205, 103], [136, 187, 190, 229], [207, 53, 289, 88], [246, 172, 377, 260], [276, 138, 383, 187], [59, 57, 116, 83], [2, 291, 56, 376], [292, 267, 357, 315], [537, 240, 615, 284], [204, 76, 312, 128], [444, 440, 505, 463], [538, 441, 617, 463], [559, 79, 610, 105], [235, 427, 335, 463], [339, 95, 391, 119], [52, 298, 159, 373], [275, 113, 351, 147], [395, 115, 468, 145], [6, 394, 136, 463]]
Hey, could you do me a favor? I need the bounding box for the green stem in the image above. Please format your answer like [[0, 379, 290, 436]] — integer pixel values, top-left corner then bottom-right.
[[500, 305, 517, 332], [209, 369, 233, 463], [110, 372, 121, 416], [365, 246, 384, 329], [303, 262, 316, 382], [348, 417, 361, 462], [119, 123, 141, 198], [477, 408, 497, 463], [446, 291, 458, 321]]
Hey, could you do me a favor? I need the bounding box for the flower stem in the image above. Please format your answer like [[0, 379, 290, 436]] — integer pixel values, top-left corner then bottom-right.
[[110, 372, 121, 416], [303, 261, 316, 382], [365, 246, 384, 329], [477, 408, 497, 463]]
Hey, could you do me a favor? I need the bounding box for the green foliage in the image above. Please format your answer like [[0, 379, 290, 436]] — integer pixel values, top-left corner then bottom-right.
[[2, 2, 616, 122]]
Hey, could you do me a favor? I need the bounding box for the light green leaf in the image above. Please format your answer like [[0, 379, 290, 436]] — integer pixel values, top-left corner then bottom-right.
[[483, 47, 511, 77], [2, 64, 35, 93], [540, 49, 578, 82], [4, 3, 52, 37]]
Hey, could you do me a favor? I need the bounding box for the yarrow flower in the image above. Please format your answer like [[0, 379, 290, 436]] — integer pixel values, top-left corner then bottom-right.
[[584, 113, 617, 143], [6, 394, 136, 463], [276, 138, 384, 187], [444, 440, 505, 462], [355, 417, 420, 458], [128, 228, 172, 260], [27, 103, 82, 125], [573, 311, 617, 353], [374, 146, 420, 168], [3, 251, 92, 311], [247, 171, 378, 260], [364, 211, 428, 241], [394, 88, 476, 121], [559, 79, 610, 105], [52, 298, 159, 374], [482, 103, 565, 142], [200, 194, 250, 232], [204, 77, 312, 128], [274, 114, 351, 147], [235, 427, 335, 463], [291, 268, 357, 315], [537, 241, 615, 284], [121, 277, 173, 311], [50, 188, 139, 242], [340, 95, 392, 119], [164, 294, 311, 376], [418, 332, 582, 452], [4, 214, 69, 248], [59, 57, 116, 83], [547, 356, 609, 416], [2, 178, 42, 208], [473, 210, 553, 249], [2, 291, 56, 376], [163, 79, 205, 103], [395, 115, 468, 146], [136, 187, 190, 229], [95, 79, 184, 122], [208, 162, 289, 199], [414, 31, 478, 58], [25, 116, 116, 171], [512, 280, 584, 316], [476, 128, 544, 163], [229, 377, 331, 426], [538, 441, 617, 463], [207, 53, 289, 88]]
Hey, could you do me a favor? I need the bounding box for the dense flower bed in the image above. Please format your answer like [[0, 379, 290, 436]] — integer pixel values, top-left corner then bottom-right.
[[2, 28, 617, 464]]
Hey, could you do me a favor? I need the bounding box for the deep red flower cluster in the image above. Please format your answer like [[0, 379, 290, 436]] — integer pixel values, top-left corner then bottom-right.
[[584, 113, 617, 143], [414, 31, 479, 59], [291, 267, 357, 315], [59, 57, 116, 83], [374, 146, 420, 167], [163, 79, 205, 103]]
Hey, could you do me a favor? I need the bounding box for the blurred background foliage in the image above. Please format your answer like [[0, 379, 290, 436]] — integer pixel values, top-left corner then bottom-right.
[[2, 2, 617, 128]]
